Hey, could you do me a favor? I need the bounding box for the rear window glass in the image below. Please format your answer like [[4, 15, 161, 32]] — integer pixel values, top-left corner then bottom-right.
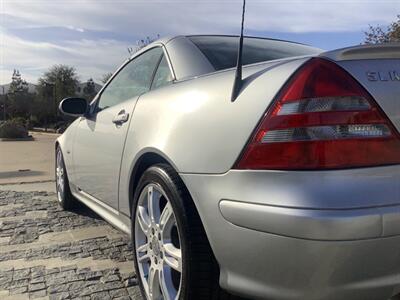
[[189, 36, 321, 71]]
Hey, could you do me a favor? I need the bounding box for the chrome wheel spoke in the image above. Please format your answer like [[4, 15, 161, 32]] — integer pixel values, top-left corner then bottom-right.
[[135, 183, 182, 300], [138, 254, 150, 263], [159, 202, 174, 229], [137, 206, 151, 235], [159, 269, 171, 300], [137, 243, 148, 252], [163, 243, 182, 272], [56, 151, 64, 202], [56, 153, 61, 167], [147, 186, 159, 223], [137, 243, 150, 263], [148, 267, 161, 299]]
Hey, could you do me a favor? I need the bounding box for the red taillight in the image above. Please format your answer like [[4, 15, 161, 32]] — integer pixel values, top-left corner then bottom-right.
[[235, 58, 400, 170]]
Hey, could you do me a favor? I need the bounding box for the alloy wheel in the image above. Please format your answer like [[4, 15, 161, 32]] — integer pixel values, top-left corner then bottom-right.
[[135, 183, 182, 300], [56, 150, 65, 202]]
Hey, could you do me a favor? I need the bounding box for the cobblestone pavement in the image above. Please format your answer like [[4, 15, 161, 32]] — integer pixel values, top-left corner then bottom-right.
[[0, 190, 143, 300]]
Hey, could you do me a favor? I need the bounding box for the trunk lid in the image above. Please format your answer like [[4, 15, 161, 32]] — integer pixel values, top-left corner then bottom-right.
[[320, 44, 400, 132]]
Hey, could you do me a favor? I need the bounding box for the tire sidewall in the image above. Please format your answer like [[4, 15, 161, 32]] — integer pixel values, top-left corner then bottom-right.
[[131, 165, 190, 300]]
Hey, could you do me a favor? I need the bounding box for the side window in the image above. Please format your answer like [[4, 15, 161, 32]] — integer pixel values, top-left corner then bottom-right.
[[98, 47, 163, 110], [151, 55, 173, 90]]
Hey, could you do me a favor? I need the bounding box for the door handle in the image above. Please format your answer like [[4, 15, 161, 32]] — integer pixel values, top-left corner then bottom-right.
[[112, 110, 129, 125]]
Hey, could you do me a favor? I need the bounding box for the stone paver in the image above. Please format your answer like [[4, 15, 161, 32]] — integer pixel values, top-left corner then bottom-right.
[[0, 191, 107, 244], [0, 191, 142, 300]]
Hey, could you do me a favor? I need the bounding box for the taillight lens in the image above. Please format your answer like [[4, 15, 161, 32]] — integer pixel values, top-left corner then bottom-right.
[[235, 58, 400, 170]]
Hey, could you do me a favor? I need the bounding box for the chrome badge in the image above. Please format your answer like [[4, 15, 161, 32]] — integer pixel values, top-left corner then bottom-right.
[[367, 71, 400, 82]]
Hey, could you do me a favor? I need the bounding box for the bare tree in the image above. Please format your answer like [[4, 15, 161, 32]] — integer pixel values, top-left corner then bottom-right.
[[101, 72, 113, 85], [83, 78, 96, 100], [128, 34, 160, 55], [364, 15, 400, 44]]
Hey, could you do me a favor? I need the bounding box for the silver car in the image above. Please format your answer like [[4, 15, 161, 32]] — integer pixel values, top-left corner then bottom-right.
[[55, 35, 400, 300]]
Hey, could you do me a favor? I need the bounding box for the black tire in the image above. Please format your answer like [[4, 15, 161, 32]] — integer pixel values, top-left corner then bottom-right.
[[131, 163, 240, 300], [55, 147, 75, 210]]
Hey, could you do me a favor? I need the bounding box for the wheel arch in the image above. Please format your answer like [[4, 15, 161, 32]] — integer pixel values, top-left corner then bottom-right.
[[55, 134, 66, 155], [128, 152, 231, 299], [55, 140, 60, 152], [127, 150, 212, 249], [128, 150, 172, 215], [55, 134, 74, 186]]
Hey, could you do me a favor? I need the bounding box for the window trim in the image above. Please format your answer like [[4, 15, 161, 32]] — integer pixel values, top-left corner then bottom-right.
[[149, 54, 174, 91], [91, 44, 175, 113], [149, 54, 164, 90]]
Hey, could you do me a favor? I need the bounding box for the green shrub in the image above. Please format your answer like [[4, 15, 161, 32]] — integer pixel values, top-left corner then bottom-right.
[[0, 119, 29, 139], [11, 117, 27, 127]]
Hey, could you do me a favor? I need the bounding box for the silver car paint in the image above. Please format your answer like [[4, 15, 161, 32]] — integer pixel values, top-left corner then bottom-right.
[[56, 36, 400, 300], [320, 43, 400, 131], [72, 98, 138, 208], [67, 43, 177, 207], [336, 59, 400, 132], [117, 57, 310, 216], [321, 43, 400, 61], [181, 165, 400, 299], [166, 36, 215, 79]]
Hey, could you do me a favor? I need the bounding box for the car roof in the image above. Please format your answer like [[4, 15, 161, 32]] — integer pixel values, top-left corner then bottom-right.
[[146, 34, 313, 48], [183, 34, 313, 47], [133, 34, 316, 59], [131, 35, 320, 80]]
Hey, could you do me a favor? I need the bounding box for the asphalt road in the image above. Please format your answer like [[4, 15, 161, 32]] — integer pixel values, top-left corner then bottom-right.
[[0, 132, 58, 185]]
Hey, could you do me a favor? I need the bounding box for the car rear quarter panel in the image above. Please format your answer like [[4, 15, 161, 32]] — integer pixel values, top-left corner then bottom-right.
[[118, 58, 309, 216]]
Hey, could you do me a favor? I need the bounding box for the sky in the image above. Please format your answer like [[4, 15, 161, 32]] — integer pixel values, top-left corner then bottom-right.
[[1, 0, 399, 85]]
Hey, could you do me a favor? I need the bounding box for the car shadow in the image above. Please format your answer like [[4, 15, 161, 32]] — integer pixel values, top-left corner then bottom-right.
[[70, 200, 103, 220]]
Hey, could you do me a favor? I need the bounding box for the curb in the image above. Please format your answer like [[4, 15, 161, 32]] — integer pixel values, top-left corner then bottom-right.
[[30, 131, 61, 136], [0, 136, 34, 142], [0, 179, 55, 186], [31, 128, 58, 133]]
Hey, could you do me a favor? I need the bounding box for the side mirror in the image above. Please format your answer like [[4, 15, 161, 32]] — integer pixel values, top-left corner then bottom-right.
[[59, 98, 88, 117]]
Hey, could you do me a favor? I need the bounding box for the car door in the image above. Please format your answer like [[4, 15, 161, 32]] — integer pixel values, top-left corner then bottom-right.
[[72, 46, 164, 209]]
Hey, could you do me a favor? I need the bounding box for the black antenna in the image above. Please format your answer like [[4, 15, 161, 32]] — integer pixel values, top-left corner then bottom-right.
[[231, 0, 246, 102]]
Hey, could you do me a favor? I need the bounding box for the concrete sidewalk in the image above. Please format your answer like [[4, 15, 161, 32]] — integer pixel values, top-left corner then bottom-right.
[[0, 132, 59, 185]]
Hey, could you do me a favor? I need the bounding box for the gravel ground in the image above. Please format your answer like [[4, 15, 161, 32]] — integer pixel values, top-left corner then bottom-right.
[[0, 190, 143, 300]]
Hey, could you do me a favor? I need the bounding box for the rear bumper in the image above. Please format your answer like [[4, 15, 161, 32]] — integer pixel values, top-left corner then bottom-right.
[[181, 165, 400, 300], [219, 233, 400, 300], [219, 200, 400, 241]]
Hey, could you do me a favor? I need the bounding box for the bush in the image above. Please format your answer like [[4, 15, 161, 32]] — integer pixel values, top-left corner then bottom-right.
[[0, 119, 29, 139], [11, 117, 27, 127]]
